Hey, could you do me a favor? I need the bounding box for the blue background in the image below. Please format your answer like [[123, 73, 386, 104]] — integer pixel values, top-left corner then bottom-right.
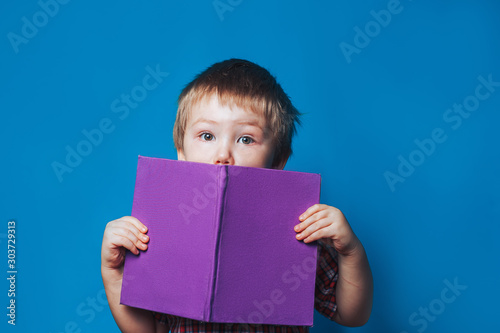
[[2, 0, 499, 332]]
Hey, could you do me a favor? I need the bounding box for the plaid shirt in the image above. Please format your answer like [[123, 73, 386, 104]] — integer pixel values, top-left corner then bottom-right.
[[154, 241, 338, 332]]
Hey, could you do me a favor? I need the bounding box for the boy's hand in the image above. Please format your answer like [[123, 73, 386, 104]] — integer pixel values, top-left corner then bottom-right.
[[101, 217, 157, 332], [101, 216, 149, 270], [295, 204, 360, 256], [296, 204, 373, 326]]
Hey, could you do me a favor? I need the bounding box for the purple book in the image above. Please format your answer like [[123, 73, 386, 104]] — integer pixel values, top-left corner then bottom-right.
[[121, 156, 321, 326]]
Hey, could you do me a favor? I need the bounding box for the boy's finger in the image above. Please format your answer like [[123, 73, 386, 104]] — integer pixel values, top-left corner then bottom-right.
[[299, 204, 326, 222], [303, 226, 331, 243], [303, 231, 323, 243], [112, 227, 146, 250], [295, 209, 327, 232], [120, 216, 148, 233], [121, 223, 150, 244], [112, 235, 140, 255], [296, 219, 329, 240]]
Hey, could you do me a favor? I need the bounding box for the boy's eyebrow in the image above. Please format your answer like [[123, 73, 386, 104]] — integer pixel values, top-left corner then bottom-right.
[[235, 120, 263, 128], [191, 118, 217, 126], [191, 118, 264, 129]]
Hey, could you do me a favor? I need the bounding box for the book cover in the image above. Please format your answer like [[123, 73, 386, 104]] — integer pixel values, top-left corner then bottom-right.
[[121, 156, 321, 326]]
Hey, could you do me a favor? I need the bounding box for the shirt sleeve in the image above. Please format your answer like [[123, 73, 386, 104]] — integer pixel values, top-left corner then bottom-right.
[[314, 240, 339, 320]]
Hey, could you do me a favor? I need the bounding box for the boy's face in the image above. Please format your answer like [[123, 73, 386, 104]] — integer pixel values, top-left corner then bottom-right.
[[177, 94, 285, 169]]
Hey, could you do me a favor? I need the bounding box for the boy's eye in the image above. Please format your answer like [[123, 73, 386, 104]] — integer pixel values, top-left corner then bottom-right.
[[238, 136, 254, 145], [201, 133, 214, 141]]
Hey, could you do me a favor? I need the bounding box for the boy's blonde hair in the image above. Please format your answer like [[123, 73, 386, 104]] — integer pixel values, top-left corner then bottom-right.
[[173, 58, 301, 168]]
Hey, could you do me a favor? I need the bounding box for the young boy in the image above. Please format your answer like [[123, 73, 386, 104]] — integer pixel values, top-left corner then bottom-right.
[[101, 59, 373, 332]]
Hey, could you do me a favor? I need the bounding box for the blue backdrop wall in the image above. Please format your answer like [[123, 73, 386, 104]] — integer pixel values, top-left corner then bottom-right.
[[2, 0, 499, 332]]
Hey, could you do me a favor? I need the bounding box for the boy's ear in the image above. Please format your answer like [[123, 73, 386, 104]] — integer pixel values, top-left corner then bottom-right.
[[177, 149, 186, 161]]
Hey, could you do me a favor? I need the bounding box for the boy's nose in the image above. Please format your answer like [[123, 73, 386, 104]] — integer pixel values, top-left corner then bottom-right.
[[213, 143, 234, 165]]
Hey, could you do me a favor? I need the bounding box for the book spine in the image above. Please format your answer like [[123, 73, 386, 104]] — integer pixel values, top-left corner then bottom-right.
[[204, 165, 228, 322]]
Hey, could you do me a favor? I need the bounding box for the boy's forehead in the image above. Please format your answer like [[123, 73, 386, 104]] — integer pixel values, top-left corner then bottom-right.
[[188, 94, 269, 127]]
